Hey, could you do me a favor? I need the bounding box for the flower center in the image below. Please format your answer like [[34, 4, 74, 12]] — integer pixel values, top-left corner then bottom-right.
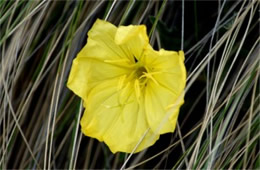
[[136, 66, 147, 78]]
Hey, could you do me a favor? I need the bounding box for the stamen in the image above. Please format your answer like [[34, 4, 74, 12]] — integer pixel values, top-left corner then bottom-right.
[[134, 79, 141, 100], [118, 75, 126, 90], [120, 82, 130, 100], [139, 72, 159, 85]]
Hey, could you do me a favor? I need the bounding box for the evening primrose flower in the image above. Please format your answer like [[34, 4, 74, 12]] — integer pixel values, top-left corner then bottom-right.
[[67, 19, 186, 153]]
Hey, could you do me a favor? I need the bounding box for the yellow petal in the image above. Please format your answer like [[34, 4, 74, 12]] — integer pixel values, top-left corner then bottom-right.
[[67, 57, 91, 100], [145, 80, 183, 134], [115, 25, 149, 61], [67, 56, 130, 101], [143, 49, 186, 134], [67, 19, 134, 101], [81, 78, 159, 153], [80, 19, 134, 63], [142, 49, 186, 96]]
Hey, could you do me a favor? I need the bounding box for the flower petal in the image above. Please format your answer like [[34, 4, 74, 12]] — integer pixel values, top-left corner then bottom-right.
[[142, 49, 186, 97], [67, 19, 135, 101], [145, 80, 184, 134], [67, 56, 130, 101], [80, 78, 159, 153], [115, 24, 149, 60], [82, 19, 133, 62], [143, 49, 186, 134]]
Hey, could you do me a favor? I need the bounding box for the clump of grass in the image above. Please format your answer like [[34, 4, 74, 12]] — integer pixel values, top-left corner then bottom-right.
[[0, 1, 259, 169]]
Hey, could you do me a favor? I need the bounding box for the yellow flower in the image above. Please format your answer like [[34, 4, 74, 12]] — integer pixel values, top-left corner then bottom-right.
[[67, 19, 186, 153]]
